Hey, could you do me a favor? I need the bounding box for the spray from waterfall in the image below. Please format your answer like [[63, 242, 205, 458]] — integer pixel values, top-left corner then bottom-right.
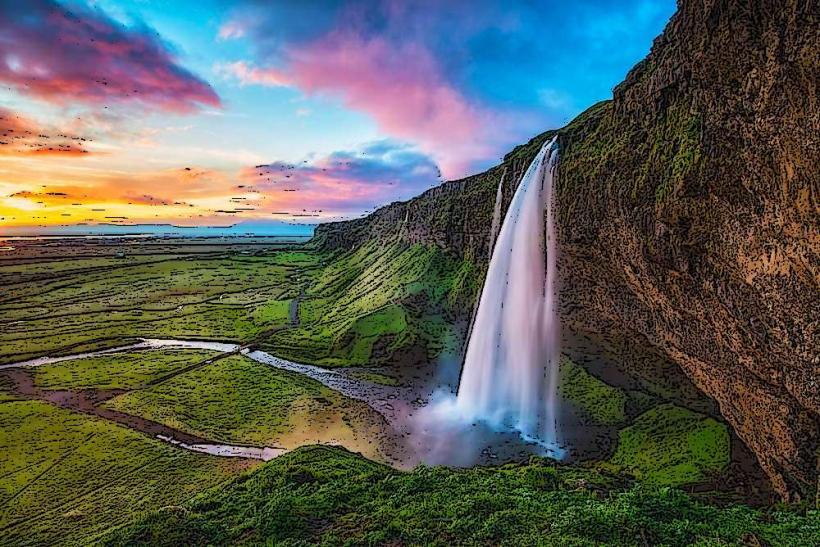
[[455, 137, 561, 449]]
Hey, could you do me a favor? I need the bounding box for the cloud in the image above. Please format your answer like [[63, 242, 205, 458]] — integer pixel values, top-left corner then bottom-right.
[[215, 61, 291, 87], [3, 140, 437, 223], [240, 140, 441, 215], [218, 20, 246, 40], [219, 0, 674, 176], [0, 0, 220, 113], [218, 37, 503, 177], [0, 107, 91, 156]]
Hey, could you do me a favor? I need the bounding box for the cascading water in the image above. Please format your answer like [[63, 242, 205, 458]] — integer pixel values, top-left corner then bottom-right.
[[455, 136, 561, 449]]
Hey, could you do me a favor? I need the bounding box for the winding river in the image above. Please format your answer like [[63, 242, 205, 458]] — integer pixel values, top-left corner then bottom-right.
[[0, 338, 410, 461]]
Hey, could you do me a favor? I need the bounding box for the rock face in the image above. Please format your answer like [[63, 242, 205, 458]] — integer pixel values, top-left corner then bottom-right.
[[556, 0, 818, 501], [315, 0, 818, 500]]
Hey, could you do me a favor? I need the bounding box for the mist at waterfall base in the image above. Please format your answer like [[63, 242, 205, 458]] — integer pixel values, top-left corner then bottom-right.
[[411, 138, 564, 466]]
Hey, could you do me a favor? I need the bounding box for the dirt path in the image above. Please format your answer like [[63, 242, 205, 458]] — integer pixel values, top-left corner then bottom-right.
[[3, 368, 213, 445], [0, 367, 285, 461]]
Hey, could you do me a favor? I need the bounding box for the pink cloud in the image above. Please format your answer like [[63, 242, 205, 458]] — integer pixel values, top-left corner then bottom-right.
[[239, 140, 441, 216], [221, 33, 507, 177], [289, 33, 500, 176], [0, 107, 92, 157], [0, 1, 220, 113], [217, 61, 291, 88], [218, 20, 247, 40]]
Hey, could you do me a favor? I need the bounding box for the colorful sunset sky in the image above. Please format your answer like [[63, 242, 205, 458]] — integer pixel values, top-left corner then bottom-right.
[[0, 0, 674, 232]]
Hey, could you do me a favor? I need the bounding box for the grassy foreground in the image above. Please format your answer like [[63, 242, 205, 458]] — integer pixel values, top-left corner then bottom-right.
[[0, 399, 249, 546], [104, 445, 819, 546]]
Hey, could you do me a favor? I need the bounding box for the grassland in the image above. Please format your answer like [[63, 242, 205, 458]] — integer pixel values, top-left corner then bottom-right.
[[0, 398, 251, 546], [263, 239, 477, 368], [0, 250, 315, 365], [103, 354, 388, 455], [558, 356, 733, 487], [0, 340, 391, 545], [104, 445, 820, 546], [29, 349, 219, 390], [608, 404, 731, 486], [1, 240, 471, 374], [558, 357, 628, 426]]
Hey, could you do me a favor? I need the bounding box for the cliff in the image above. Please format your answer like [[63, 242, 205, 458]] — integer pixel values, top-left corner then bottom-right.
[[314, 0, 818, 500]]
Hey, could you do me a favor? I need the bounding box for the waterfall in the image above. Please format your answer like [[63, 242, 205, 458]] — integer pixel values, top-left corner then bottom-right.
[[455, 136, 560, 448]]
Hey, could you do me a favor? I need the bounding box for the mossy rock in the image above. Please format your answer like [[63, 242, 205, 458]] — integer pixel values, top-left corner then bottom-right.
[[558, 357, 627, 426], [609, 403, 730, 487]]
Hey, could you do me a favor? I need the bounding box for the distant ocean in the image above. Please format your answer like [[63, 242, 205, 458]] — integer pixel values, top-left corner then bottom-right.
[[0, 221, 316, 239]]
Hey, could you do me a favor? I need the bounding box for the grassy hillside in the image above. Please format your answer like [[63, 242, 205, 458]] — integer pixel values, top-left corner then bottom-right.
[[262, 239, 478, 368], [104, 445, 820, 546]]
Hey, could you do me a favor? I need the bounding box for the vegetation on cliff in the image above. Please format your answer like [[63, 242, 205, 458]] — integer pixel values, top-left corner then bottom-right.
[[310, 0, 819, 500], [262, 240, 479, 368]]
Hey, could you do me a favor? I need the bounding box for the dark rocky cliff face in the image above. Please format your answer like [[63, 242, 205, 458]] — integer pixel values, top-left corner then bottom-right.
[[556, 0, 818, 501], [315, 0, 818, 500]]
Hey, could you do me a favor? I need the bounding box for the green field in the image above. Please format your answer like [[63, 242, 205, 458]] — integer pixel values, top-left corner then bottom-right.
[[29, 349, 219, 390], [0, 399, 251, 546], [0, 341, 391, 545], [104, 445, 820, 546], [1, 243, 471, 373], [608, 404, 731, 486], [0, 252, 313, 365], [103, 354, 389, 456], [263, 240, 477, 367]]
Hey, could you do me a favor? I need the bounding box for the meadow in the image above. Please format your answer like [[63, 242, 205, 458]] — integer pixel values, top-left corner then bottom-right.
[[0, 238, 398, 544], [0, 395, 250, 546]]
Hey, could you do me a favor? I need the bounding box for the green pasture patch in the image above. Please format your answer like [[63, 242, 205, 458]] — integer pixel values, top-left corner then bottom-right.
[[0, 400, 245, 546], [104, 355, 341, 446], [609, 403, 731, 486], [30, 349, 219, 390], [558, 357, 627, 426]]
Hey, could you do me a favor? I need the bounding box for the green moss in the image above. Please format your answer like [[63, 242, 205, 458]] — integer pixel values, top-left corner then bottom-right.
[[609, 404, 730, 486], [557, 98, 703, 208], [104, 445, 820, 547], [558, 357, 627, 426], [263, 240, 477, 367]]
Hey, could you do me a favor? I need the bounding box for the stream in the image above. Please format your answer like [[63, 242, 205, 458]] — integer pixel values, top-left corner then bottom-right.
[[0, 338, 410, 462]]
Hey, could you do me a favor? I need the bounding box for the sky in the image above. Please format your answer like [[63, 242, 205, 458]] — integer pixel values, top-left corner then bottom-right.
[[0, 0, 675, 231]]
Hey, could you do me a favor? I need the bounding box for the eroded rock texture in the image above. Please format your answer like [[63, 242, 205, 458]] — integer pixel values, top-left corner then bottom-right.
[[556, 0, 818, 500]]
